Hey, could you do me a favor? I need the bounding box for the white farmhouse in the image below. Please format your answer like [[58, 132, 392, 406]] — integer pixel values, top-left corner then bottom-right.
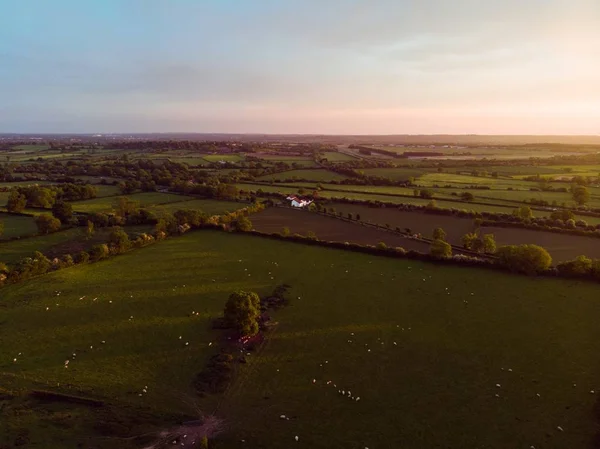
[[286, 195, 313, 208]]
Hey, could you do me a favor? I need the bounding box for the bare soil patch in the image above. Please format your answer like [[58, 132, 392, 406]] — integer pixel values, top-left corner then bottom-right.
[[251, 207, 431, 252]]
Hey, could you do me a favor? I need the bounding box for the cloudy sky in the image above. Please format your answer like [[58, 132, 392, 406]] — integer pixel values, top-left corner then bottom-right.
[[1, 0, 599, 134]]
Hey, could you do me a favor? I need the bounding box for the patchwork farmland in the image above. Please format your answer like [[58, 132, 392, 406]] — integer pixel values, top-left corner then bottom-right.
[[2, 136, 600, 448]]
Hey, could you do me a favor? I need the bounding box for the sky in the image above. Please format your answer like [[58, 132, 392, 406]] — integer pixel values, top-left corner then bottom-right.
[[1, 0, 599, 134]]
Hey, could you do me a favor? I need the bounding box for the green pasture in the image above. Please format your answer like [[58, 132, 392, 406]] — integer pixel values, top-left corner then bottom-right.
[[1, 231, 600, 448], [361, 167, 428, 180], [257, 169, 350, 182], [149, 199, 247, 216], [0, 213, 38, 239], [9, 144, 51, 151], [0, 228, 85, 263], [0, 181, 55, 189], [321, 151, 357, 161], [70, 192, 191, 213], [94, 184, 122, 198], [203, 154, 245, 163]]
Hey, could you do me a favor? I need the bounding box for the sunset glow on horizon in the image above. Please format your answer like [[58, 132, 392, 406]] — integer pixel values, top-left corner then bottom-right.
[[1, 0, 599, 134]]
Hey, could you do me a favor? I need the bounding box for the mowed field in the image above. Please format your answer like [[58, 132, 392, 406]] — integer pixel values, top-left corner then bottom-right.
[[2, 231, 600, 448], [257, 169, 350, 182], [202, 154, 245, 163], [0, 213, 38, 239], [250, 207, 431, 252], [149, 199, 248, 216], [70, 192, 192, 213], [0, 226, 153, 264]]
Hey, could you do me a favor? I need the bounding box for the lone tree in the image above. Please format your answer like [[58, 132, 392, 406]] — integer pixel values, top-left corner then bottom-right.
[[52, 200, 73, 223], [224, 291, 261, 337], [6, 191, 26, 213], [572, 185, 590, 206], [496, 244, 552, 275], [432, 227, 447, 241], [430, 239, 452, 258], [34, 214, 61, 235]]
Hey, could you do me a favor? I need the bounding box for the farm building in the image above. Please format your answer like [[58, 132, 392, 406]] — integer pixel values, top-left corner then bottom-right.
[[286, 195, 313, 208]]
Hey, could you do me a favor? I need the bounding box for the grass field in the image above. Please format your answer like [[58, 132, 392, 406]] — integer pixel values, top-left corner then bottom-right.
[[71, 192, 192, 213], [0, 226, 153, 264], [321, 151, 357, 161], [362, 167, 428, 180], [257, 169, 350, 182], [0, 213, 38, 239], [202, 154, 245, 163], [0, 181, 55, 188], [94, 184, 122, 198], [149, 199, 247, 216], [253, 155, 317, 166], [0, 228, 85, 263], [10, 144, 51, 151], [164, 157, 212, 166], [2, 231, 600, 448]]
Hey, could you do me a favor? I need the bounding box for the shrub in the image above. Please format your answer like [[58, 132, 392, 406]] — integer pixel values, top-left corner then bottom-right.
[[76, 251, 90, 264], [192, 352, 234, 394], [35, 214, 61, 235], [89, 244, 109, 261], [430, 239, 452, 258], [556, 255, 593, 277], [232, 215, 252, 232], [496, 244, 552, 275]]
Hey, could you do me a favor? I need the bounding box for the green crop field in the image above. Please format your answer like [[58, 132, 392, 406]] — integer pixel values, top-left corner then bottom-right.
[[149, 199, 247, 216], [417, 173, 539, 189], [162, 157, 212, 166], [1, 231, 600, 448], [0, 213, 38, 239], [203, 154, 245, 163], [257, 169, 350, 182], [94, 184, 122, 198], [361, 167, 428, 180], [252, 155, 317, 167], [10, 144, 51, 151], [0, 226, 153, 264], [0, 181, 55, 188], [70, 192, 192, 213], [321, 151, 357, 161], [0, 228, 85, 263]]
